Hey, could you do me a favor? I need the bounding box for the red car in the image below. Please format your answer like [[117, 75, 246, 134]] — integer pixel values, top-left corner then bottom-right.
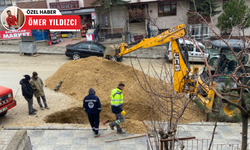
[[0, 86, 16, 117]]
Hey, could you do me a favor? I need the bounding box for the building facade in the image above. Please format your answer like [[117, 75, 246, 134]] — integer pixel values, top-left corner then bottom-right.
[[2, 0, 250, 40], [95, 0, 250, 40]]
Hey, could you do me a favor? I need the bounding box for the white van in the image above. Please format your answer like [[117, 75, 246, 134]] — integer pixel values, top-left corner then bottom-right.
[[165, 38, 209, 62]]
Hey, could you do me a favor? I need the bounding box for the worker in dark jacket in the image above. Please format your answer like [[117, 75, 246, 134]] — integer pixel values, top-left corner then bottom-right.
[[83, 88, 101, 138], [19, 75, 37, 115]]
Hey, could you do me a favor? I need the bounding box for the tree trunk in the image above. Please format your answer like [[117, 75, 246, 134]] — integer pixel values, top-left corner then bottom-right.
[[241, 113, 248, 150], [201, 22, 204, 41]]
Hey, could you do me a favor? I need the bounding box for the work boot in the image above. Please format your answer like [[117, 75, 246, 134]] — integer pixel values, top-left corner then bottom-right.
[[45, 106, 50, 109], [40, 107, 44, 110], [109, 123, 114, 130], [33, 109, 37, 112], [117, 130, 126, 134], [29, 112, 36, 115], [94, 133, 100, 138]]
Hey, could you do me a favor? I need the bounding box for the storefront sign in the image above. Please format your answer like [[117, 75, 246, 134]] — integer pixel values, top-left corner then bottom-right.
[[91, 12, 96, 19], [0, 30, 32, 40], [103, 14, 109, 26], [49, 1, 79, 10]]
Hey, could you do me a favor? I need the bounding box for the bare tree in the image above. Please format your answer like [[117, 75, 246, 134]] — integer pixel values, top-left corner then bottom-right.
[[189, 0, 250, 149], [128, 53, 202, 150]]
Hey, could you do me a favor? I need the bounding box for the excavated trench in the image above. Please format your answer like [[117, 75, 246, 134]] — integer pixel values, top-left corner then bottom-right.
[[44, 103, 155, 124]]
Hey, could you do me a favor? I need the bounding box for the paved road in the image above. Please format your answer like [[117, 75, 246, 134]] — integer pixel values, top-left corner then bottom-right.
[[0, 45, 164, 59]]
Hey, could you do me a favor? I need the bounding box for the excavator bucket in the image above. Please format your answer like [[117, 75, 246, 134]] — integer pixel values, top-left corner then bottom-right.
[[103, 44, 119, 58]]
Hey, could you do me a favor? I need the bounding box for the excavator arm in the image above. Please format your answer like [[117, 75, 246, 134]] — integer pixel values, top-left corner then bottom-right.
[[104, 23, 241, 122], [103, 24, 219, 120], [103, 24, 187, 58], [104, 24, 190, 93]]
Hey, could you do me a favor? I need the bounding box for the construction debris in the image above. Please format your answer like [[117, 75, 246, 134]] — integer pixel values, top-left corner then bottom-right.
[[54, 81, 63, 91]]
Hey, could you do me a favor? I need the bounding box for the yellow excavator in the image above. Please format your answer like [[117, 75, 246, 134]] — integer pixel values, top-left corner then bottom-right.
[[103, 24, 240, 121]]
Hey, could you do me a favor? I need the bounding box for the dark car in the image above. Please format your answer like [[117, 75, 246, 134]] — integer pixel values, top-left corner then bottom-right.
[[65, 41, 123, 62]]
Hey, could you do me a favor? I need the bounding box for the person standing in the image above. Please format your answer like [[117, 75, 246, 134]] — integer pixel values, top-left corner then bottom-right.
[[109, 83, 126, 134], [83, 88, 102, 138], [30, 71, 49, 110], [19, 75, 37, 115], [6, 10, 20, 30]]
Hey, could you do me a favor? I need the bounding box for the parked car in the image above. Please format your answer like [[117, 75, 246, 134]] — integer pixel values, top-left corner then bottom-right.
[[165, 38, 209, 62], [65, 41, 123, 62]]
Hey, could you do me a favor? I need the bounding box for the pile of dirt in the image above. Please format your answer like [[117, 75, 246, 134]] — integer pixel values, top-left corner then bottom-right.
[[122, 119, 148, 134], [45, 56, 204, 134]]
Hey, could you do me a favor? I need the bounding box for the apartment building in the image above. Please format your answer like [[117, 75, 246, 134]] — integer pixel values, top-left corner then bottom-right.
[[1, 0, 249, 40], [95, 0, 250, 40]]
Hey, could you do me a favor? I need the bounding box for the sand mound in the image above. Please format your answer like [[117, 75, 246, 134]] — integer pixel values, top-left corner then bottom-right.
[[122, 119, 148, 134], [45, 56, 204, 134]]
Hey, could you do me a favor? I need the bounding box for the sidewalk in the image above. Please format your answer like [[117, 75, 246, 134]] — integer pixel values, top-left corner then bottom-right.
[[1, 123, 247, 150], [0, 45, 165, 59]]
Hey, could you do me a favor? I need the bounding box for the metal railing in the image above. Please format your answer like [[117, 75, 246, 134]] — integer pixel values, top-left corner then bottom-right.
[[146, 137, 250, 150], [182, 139, 247, 150]]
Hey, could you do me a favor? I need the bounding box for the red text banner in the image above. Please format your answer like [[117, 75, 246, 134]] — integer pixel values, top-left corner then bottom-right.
[[0, 30, 32, 40], [21, 15, 81, 30]]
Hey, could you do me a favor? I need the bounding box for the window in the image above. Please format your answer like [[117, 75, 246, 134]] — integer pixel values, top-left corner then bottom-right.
[[90, 44, 102, 51], [181, 44, 194, 52], [78, 44, 89, 49], [98, 44, 106, 50], [189, 25, 209, 39], [158, 2, 177, 17], [199, 45, 206, 52]]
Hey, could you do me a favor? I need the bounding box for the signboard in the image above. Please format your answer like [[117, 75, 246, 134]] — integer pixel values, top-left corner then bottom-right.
[[91, 12, 96, 19], [49, 1, 79, 10], [0, 30, 32, 40], [103, 14, 109, 26]]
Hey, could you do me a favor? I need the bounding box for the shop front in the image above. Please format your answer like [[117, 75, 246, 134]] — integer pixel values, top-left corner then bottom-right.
[[47, 0, 96, 43], [60, 9, 96, 38]]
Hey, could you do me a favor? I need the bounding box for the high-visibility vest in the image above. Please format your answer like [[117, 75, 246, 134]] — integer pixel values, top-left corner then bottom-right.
[[110, 88, 123, 106]]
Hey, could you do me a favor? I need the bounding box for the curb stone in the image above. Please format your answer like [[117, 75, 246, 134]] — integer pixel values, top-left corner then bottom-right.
[[0, 51, 162, 59], [4, 127, 107, 130]]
